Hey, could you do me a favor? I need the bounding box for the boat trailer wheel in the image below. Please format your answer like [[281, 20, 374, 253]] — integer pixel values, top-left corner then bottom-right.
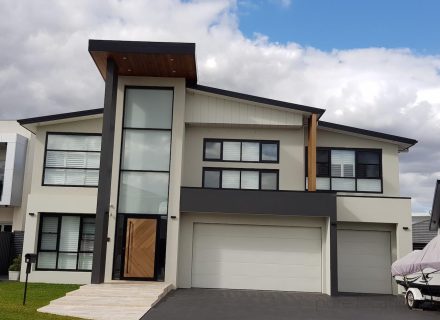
[[406, 291, 420, 309]]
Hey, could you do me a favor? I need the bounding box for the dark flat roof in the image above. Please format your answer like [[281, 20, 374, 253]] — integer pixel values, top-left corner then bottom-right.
[[430, 180, 440, 231], [18, 108, 104, 125], [319, 120, 417, 150], [89, 39, 197, 83], [188, 84, 325, 116]]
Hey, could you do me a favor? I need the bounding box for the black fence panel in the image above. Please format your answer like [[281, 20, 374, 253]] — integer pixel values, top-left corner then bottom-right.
[[0, 232, 12, 274], [12, 231, 24, 257]]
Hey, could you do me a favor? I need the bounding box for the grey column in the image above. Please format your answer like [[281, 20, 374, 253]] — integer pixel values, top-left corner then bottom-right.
[[330, 218, 338, 296], [91, 58, 118, 284]]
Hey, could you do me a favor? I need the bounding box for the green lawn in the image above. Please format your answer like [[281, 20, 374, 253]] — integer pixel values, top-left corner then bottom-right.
[[0, 281, 83, 320]]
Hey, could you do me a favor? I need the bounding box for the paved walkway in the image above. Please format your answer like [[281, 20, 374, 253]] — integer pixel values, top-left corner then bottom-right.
[[38, 281, 172, 320], [142, 289, 440, 320]]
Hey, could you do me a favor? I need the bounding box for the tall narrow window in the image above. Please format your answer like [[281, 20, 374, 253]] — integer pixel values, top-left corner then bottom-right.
[[118, 88, 173, 215], [43, 134, 101, 186]]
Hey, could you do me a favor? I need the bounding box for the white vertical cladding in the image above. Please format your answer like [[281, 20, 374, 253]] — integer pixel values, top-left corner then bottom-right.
[[0, 133, 28, 206], [104, 77, 186, 286], [185, 91, 303, 127]]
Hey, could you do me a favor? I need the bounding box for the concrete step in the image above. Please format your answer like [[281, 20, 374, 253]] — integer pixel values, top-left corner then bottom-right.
[[37, 281, 173, 320]]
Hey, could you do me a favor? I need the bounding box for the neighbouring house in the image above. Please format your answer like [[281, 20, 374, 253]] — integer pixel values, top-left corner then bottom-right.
[[430, 180, 440, 235], [412, 216, 437, 250], [0, 121, 33, 274], [15, 39, 418, 296]]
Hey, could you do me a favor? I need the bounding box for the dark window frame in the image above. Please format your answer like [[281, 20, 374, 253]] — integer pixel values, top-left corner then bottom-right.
[[305, 147, 383, 193], [42, 132, 102, 188], [202, 167, 279, 190], [203, 139, 280, 163], [36, 213, 96, 272]]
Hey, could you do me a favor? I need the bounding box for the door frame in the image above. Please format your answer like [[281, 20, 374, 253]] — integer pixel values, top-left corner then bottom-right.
[[119, 214, 162, 281]]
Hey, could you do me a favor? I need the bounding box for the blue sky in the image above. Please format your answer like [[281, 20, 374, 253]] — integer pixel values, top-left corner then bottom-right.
[[238, 0, 440, 54]]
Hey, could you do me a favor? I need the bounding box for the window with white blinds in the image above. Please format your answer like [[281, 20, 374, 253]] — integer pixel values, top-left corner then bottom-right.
[[305, 148, 382, 193], [37, 214, 95, 271], [43, 133, 101, 186], [203, 168, 278, 190], [203, 139, 279, 163]]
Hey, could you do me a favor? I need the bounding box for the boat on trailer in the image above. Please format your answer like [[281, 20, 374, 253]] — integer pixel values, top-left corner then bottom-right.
[[392, 234, 440, 309]]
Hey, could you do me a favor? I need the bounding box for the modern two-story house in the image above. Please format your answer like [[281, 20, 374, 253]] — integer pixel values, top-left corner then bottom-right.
[[17, 39, 417, 296]]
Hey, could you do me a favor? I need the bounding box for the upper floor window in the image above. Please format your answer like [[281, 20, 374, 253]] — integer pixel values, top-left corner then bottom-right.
[[204, 139, 279, 163], [203, 168, 278, 190], [43, 133, 101, 187], [306, 148, 382, 193]]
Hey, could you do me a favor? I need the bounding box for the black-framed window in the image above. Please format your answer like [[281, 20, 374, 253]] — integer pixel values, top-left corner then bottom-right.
[[43, 133, 102, 187], [37, 213, 95, 271], [203, 168, 279, 190], [306, 148, 382, 193], [203, 139, 279, 163], [118, 87, 174, 215]]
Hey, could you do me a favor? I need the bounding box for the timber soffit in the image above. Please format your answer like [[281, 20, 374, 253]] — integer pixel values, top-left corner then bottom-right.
[[429, 180, 440, 231]]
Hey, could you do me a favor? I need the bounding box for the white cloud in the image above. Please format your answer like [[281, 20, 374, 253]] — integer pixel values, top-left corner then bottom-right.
[[0, 0, 439, 214]]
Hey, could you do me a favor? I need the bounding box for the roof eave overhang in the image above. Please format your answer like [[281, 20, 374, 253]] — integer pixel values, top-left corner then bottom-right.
[[318, 121, 418, 151], [88, 39, 197, 84]]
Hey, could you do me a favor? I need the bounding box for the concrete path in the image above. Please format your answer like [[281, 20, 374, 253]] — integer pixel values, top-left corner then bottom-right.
[[38, 281, 173, 320], [142, 288, 440, 320]]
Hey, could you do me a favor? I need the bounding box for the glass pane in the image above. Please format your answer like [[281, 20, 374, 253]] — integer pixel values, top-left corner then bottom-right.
[[82, 220, 95, 235], [203, 170, 220, 188], [59, 216, 80, 252], [357, 151, 380, 164], [84, 170, 99, 186], [42, 216, 58, 233], [316, 177, 331, 190], [204, 141, 221, 160], [317, 163, 329, 177], [261, 172, 277, 190], [317, 150, 329, 163], [118, 171, 169, 214], [44, 168, 66, 185], [40, 234, 57, 250], [37, 252, 57, 269], [121, 130, 171, 171], [331, 150, 355, 177], [124, 88, 173, 129], [46, 151, 100, 169], [261, 143, 278, 161], [47, 134, 101, 151], [80, 238, 95, 251], [357, 179, 382, 192], [78, 253, 93, 270], [331, 178, 355, 191], [241, 171, 259, 189], [58, 253, 77, 270], [223, 142, 241, 161], [357, 164, 380, 178], [222, 170, 240, 189], [241, 142, 259, 162]]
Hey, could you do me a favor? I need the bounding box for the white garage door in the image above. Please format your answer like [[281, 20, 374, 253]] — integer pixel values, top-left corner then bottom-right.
[[338, 230, 392, 294], [191, 223, 322, 292]]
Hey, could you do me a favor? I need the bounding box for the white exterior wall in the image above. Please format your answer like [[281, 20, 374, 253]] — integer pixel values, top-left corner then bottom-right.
[[20, 117, 102, 283], [104, 76, 186, 287], [177, 213, 332, 295], [182, 126, 305, 191]]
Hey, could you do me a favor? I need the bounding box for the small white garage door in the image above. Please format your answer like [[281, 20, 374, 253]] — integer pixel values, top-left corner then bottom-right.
[[338, 230, 392, 294], [191, 223, 322, 292]]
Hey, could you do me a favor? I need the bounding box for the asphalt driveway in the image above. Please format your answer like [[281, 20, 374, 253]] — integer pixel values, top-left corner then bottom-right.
[[142, 288, 440, 320]]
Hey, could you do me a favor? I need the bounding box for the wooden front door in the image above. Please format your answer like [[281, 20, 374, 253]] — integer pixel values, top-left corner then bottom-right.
[[124, 218, 157, 279]]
